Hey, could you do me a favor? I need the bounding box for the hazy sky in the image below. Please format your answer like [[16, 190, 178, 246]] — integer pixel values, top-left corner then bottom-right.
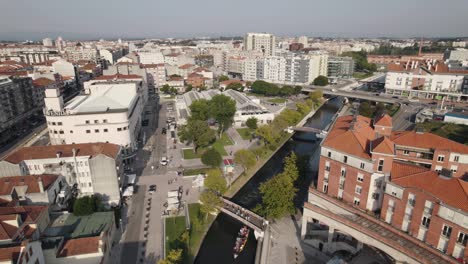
[[2, 0, 468, 40]]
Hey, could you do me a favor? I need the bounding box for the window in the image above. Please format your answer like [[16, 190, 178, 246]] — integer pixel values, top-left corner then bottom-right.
[[70, 130, 73, 134], [357, 173, 364, 182], [88, 182, 92, 187], [355, 186, 362, 194], [85, 120, 90, 124], [123, 126, 127, 130], [29, 247, 32, 256], [451, 165, 458, 173], [435, 165, 442, 172], [103, 119, 108, 123], [53, 130, 57, 134], [437, 155, 444, 162], [323, 184, 328, 193], [52, 122, 56, 125], [343, 156, 348, 163], [403, 150, 409, 155], [117, 128, 122, 131], [95, 129, 99, 133], [353, 198, 360, 206], [360, 162, 365, 169], [325, 161, 330, 172], [86, 130, 91, 134], [421, 216, 431, 228], [327, 151, 331, 158], [457, 232, 468, 246], [454, 156, 459, 162], [378, 159, 384, 172], [340, 168, 346, 177], [104, 129, 108, 132], [94, 120, 99, 124], [59, 130, 64, 134], [442, 225, 452, 238]]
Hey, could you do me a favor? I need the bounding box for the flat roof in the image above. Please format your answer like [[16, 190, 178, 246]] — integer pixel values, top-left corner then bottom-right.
[[44, 212, 113, 239]]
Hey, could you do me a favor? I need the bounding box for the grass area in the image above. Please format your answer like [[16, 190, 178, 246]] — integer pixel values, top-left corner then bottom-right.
[[353, 72, 373, 80], [182, 132, 233, 159], [183, 167, 210, 176], [165, 216, 186, 255], [268, 98, 287, 104], [236, 128, 255, 140], [416, 121, 468, 145], [386, 104, 400, 117]]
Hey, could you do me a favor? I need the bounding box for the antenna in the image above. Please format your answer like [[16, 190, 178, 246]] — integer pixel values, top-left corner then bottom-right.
[[418, 37, 423, 56]]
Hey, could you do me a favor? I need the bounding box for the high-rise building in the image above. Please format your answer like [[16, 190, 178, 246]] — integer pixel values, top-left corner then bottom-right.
[[56, 36, 64, 53], [327, 56, 355, 79], [297, 36, 308, 47], [42, 38, 53, 47], [244, 33, 276, 56]]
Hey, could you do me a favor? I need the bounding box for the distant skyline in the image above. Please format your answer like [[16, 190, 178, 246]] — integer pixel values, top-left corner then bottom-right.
[[2, 0, 468, 41]]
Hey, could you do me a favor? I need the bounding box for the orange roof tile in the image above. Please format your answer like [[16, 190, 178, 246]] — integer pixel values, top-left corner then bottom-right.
[[57, 236, 100, 257], [178, 64, 194, 69], [391, 131, 468, 154], [374, 113, 392, 127], [391, 162, 468, 211], [32, 77, 55, 87], [4, 143, 120, 164], [0, 245, 21, 262], [94, 74, 142, 80], [371, 136, 394, 155], [0, 175, 59, 195]]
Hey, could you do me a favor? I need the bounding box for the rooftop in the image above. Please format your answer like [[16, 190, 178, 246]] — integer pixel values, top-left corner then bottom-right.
[[44, 212, 113, 239], [4, 142, 120, 164], [391, 130, 468, 154], [0, 175, 59, 195], [0, 245, 21, 262], [57, 236, 100, 258]]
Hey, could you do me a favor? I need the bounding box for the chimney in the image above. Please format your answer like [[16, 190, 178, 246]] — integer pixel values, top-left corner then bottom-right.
[[38, 177, 44, 193]]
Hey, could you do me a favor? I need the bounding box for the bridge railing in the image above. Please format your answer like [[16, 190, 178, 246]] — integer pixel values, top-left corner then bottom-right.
[[221, 198, 268, 230]]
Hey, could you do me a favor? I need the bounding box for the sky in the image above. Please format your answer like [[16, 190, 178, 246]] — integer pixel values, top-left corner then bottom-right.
[[2, 0, 468, 40]]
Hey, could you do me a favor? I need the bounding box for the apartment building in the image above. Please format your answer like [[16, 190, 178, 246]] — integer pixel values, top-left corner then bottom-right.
[[327, 56, 355, 79], [244, 33, 276, 56], [42, 76, 146, 161], [141, 63, 166, 87], [63, 45, 99, 63], [259, 56, 286, 83], [303, 113, 468, 262], [0, 76, 36, 145], [0, 143, 123, 206], [138, 51, 164, 65], [385, 61, 468, 101], [99, 48, 124, 65], [0, 241, 45, 264]]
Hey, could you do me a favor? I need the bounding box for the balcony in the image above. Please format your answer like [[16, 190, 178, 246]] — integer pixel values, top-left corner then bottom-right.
[[339, 183, 344, 190], [323, 178, 329, 183], [423, 207, 433, 215]]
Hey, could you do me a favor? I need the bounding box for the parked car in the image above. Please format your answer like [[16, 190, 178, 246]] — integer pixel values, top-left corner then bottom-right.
[[148, 184, 157, 194], [160, 157, 168, 166], [162, 128, 167, 134]]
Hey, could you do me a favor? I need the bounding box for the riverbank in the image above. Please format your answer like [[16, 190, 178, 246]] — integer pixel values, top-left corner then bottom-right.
[[224, 100, 327, 198]]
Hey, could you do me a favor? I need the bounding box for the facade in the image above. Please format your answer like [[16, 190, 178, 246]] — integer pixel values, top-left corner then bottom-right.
[[43, 76, 146, 160], [63, 45, 99, 63], [43, 38, 54, 47], [260, 56, 286, 83], [0, 143, 123, 206], [385, 61, 468, 101], [0, 76, 36, 145], [244, 33, 276, 56], [0, 241, 45, 264], [448, 49, 468, 62], [327, 56, 355, 79], [141, 63, 166, 87], [138, 51, 164, 65], [302, 113, 468, 263]]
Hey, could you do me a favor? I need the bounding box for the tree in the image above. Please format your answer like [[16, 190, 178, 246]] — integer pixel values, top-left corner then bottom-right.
[[255, 125, 275, 145], [160, 84, 171, 94], [178, 120, 216, 152], [226, 82, 244, 92], [279, 85, 294, 96], [204, 169, 227, 194], [73, 195, 99, 216], [283, 152, 299, 182], [309, 90, 323, 105], [375, 102, 386, 116], [246, 117, 258, 130], [251, 80, 280, 96], [293, 86, 302, 95], [313, 75, 329, 86], [200, 190, 222, 220], [234, 149, 256, 171], [189, 99, 211, 121], [218, 75, 229, 82], [256, 172, 297, 219], [279, 109, 302, 126], [209, 94, 236, 137], [169, 87, 178, 95], [158, 248, 182, 264], [296, 102, 311, 115], [358, 101, 372, 117], [185, 84, 193, 92], [201, 148, 223, 168]]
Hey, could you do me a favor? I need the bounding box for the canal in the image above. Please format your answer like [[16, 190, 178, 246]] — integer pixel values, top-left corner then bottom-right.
[[194, 98, 342, 264]]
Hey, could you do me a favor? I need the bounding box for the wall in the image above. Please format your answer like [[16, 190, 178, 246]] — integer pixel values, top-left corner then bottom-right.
[[88, 155, 120, 206]]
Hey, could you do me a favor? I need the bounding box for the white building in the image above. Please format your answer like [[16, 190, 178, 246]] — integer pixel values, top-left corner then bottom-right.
[[260, 56, 286, 83], [244, 33, 276, 56], [52, 59, 76, 78], [141, 63, 166, 87], [0, 143, 123, 206], [448, 49, 468, 62], [177, 89, 279, 127], [43, 38, 54, 47], [99, 49, 123, 65], [297, 36, 308, 47], [138, 51, 165, 64], [43, 76, 146, 160]]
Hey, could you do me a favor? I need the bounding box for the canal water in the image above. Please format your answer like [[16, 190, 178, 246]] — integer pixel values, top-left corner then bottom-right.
[[194, 98, 342, 264]]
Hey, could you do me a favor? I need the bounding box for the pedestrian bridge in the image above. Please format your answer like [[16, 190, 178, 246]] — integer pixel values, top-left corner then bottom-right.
[[220, 197, 268, 238]]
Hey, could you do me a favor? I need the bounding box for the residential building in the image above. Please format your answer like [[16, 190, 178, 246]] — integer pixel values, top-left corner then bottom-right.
[[166, 76, 184, 92], [0, 143, 123, 206], [0, 76, 36, 145], [0, 241, 45, 264], [385, 61, 468, 101], [52, 59, 76, 78], [448, 49, 468, 62], [42, 76, 146, 161], [32, 77, 60, 107], [63, 45, 99, 63], [0, 175, 68, 207], [99, 48, 123, 65], [0, 205, 50, 244], [260, 56, 286, 83], [297, 36, 309, 47], [43, 38, 53, 47], [138, 51, 164, 65], [141, 64, 166, 88], [327, 56, 355, 79], [244, 33, 276, 56], [104, 62, 147, 83], [194, 55, 214, 68]]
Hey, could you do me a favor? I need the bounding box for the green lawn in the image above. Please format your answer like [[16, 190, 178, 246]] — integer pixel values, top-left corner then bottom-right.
[[416, 121, 468, 145], [186, 203, 215, 263], [236, 128, 255, 140], [182, 132, 233, 159], [268, 98, 287, 104], [165, 216, 187, 255], [183, 167, 210, 176], [353, 72, 373, 80]]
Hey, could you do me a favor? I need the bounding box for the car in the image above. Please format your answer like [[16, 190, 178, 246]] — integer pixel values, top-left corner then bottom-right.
[[331, 89, 337, 92], [392, 96, 399, 99], [149, 184, 157, 193], [160, 157, 168, 166], [162, 128, 167, 134]]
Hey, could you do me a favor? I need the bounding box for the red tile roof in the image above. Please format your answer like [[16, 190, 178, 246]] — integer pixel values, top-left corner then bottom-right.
[[57, 236, 100, 257], [0, 206, 47, 223], [140, 63, 165, 68], [178, 64, 194, 70], [391, 131, 468, 154], [323, 115, 375, 159], [4, 143, 120, 164], [371, 136, 394, 155], [32, 77, 55, 88], [391, 161, 468, 211], [0, 221, 18, 240], [0, 245, 21, 262], [0, 175, 59, 195], [94, 74, 142, 80], [374, 113, 392, 127]]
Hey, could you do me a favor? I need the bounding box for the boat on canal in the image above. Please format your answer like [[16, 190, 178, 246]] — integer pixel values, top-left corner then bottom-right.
[[233, 226, 249, 259]]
